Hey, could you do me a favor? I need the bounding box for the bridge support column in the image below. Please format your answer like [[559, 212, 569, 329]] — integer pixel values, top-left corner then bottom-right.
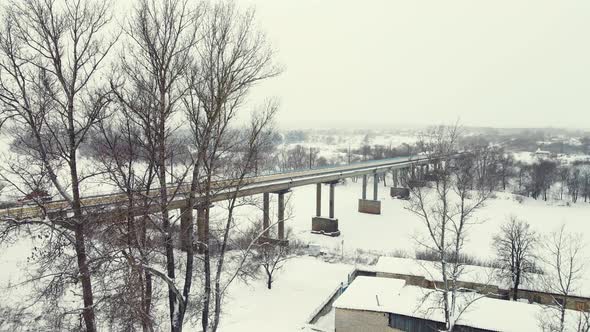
[[316, 183, 321, 217], [391, 167, 410, 199], [263, 192, 270, 238], [197, 205, 209, 254], [361, 174, 367, 199], [278, 191, 285, 240], [329, 182, 335, 218], [180, 205, 193, 252], [373, 173, 378, 200], [312, 181, 340, 236], [358, 172, 381, 214]]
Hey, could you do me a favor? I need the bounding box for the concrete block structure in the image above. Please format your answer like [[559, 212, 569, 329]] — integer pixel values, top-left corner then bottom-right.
[[311, 182, 341, 236], [311, 216, 340, 236], [358, 173, 382, 214], [358, 199, 381, 214]]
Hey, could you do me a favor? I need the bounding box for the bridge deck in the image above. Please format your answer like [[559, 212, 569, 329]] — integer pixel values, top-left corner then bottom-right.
[[0, 155, 433, 219]]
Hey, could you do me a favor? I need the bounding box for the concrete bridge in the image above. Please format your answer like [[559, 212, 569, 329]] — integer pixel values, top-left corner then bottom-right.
[[0, 154, 447, 246]]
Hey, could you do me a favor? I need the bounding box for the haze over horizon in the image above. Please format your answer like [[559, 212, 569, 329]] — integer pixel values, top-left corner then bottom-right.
[[240, 0, 590, 130]]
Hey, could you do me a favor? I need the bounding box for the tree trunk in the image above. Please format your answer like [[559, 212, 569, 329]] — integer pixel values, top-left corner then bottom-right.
[[74, 223, 97, 332], [560, 302, 566, 332], [513, 273, 520, 301], [156, 89, 177, 328], [69, 111, 97, 332], [202, 247, 211, 332]]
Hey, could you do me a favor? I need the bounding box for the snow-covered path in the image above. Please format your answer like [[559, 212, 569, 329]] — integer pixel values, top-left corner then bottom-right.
[[219, 257, 352, 332]]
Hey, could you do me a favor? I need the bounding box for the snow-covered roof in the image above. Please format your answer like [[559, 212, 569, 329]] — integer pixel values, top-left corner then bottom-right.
[[373, 257, 590, 298], [374, 256, 499, 286], [334, 276, 547, 332], [534, 148, 551, 155]]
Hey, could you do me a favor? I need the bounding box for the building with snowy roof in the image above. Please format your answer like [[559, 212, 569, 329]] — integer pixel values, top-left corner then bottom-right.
[[371, 257, 590, 312], [534, 148, 552, 159], [333, 276, 576, 332]]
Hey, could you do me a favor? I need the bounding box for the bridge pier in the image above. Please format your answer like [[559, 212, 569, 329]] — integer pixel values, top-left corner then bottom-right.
[[390, 166, 411, 199], [312, 181, 340, 236], [260, 190, 289, 243], [263, 192, 270, 238], [197, 204, 209, 254], [358, 173, 381, 214], [179, 203, 209, 253], [180, 205, 192, 251], [278, 190, 286, 240]]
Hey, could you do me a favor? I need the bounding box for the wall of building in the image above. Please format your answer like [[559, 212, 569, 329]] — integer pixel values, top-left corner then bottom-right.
[[375, 272, 430, 288], [373, 269, 589, 312], [518, 289, 590, 311], [335, 308, 401, 332], [336, 308, 497, 332]]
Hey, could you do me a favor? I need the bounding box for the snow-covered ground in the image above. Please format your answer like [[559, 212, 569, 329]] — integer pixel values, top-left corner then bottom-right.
[[218, 257, 352, 332], [513, 150, 590, 165], [2, 129, 590, 330], [279, 132, 418, 166], [2, 177, 590, 331], [215, 179, 590, 331], [265, 179, 590, 262]]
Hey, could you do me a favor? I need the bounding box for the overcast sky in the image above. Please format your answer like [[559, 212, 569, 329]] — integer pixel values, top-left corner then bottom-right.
[[238, 0, 590, 130]]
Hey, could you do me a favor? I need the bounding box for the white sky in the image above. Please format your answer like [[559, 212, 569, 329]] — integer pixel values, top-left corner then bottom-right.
[[3, 1, 588, 130], [239, 0, 590, 130]]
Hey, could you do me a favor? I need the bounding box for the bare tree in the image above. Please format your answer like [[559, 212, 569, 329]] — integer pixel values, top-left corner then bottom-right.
[[0, 0, 117, 330], [470, 142, 501, 192], [492, 216, 538, 300], [516, 162, 530, 194], [583, 170, 590, 203], [557, 166, 570, 201], [88, 110, 161, 331], [540, 225, 586, 332], [110, 1, 203, 330], [247, 206, 296, 290], [183, 2, 280, 330], [528, 160, 557, 200], [498, 151, 515, 191], [278, 145, 317, 171], [568, 167, 582, 203], [256, 234, 293, 290], [576, 312, 590, 332], [406, 124, 493, 331]]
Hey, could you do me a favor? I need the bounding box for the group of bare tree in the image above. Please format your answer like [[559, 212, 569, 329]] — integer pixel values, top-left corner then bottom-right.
[[515, 160, 590, 202], [406, 125, 588, 332], [492, 216, 538, 301], [0, 0, 281, 331], [457, 141, 590, 204], [405, 124, 496, 331]]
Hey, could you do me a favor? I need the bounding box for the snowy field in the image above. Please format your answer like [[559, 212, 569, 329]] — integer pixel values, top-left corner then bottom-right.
[[262, 178, 590, 262], [2, 130, 590, 330], [218, 257, 352, 332], [214, 178, 590, 331], [2, 176, 590, 331]]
